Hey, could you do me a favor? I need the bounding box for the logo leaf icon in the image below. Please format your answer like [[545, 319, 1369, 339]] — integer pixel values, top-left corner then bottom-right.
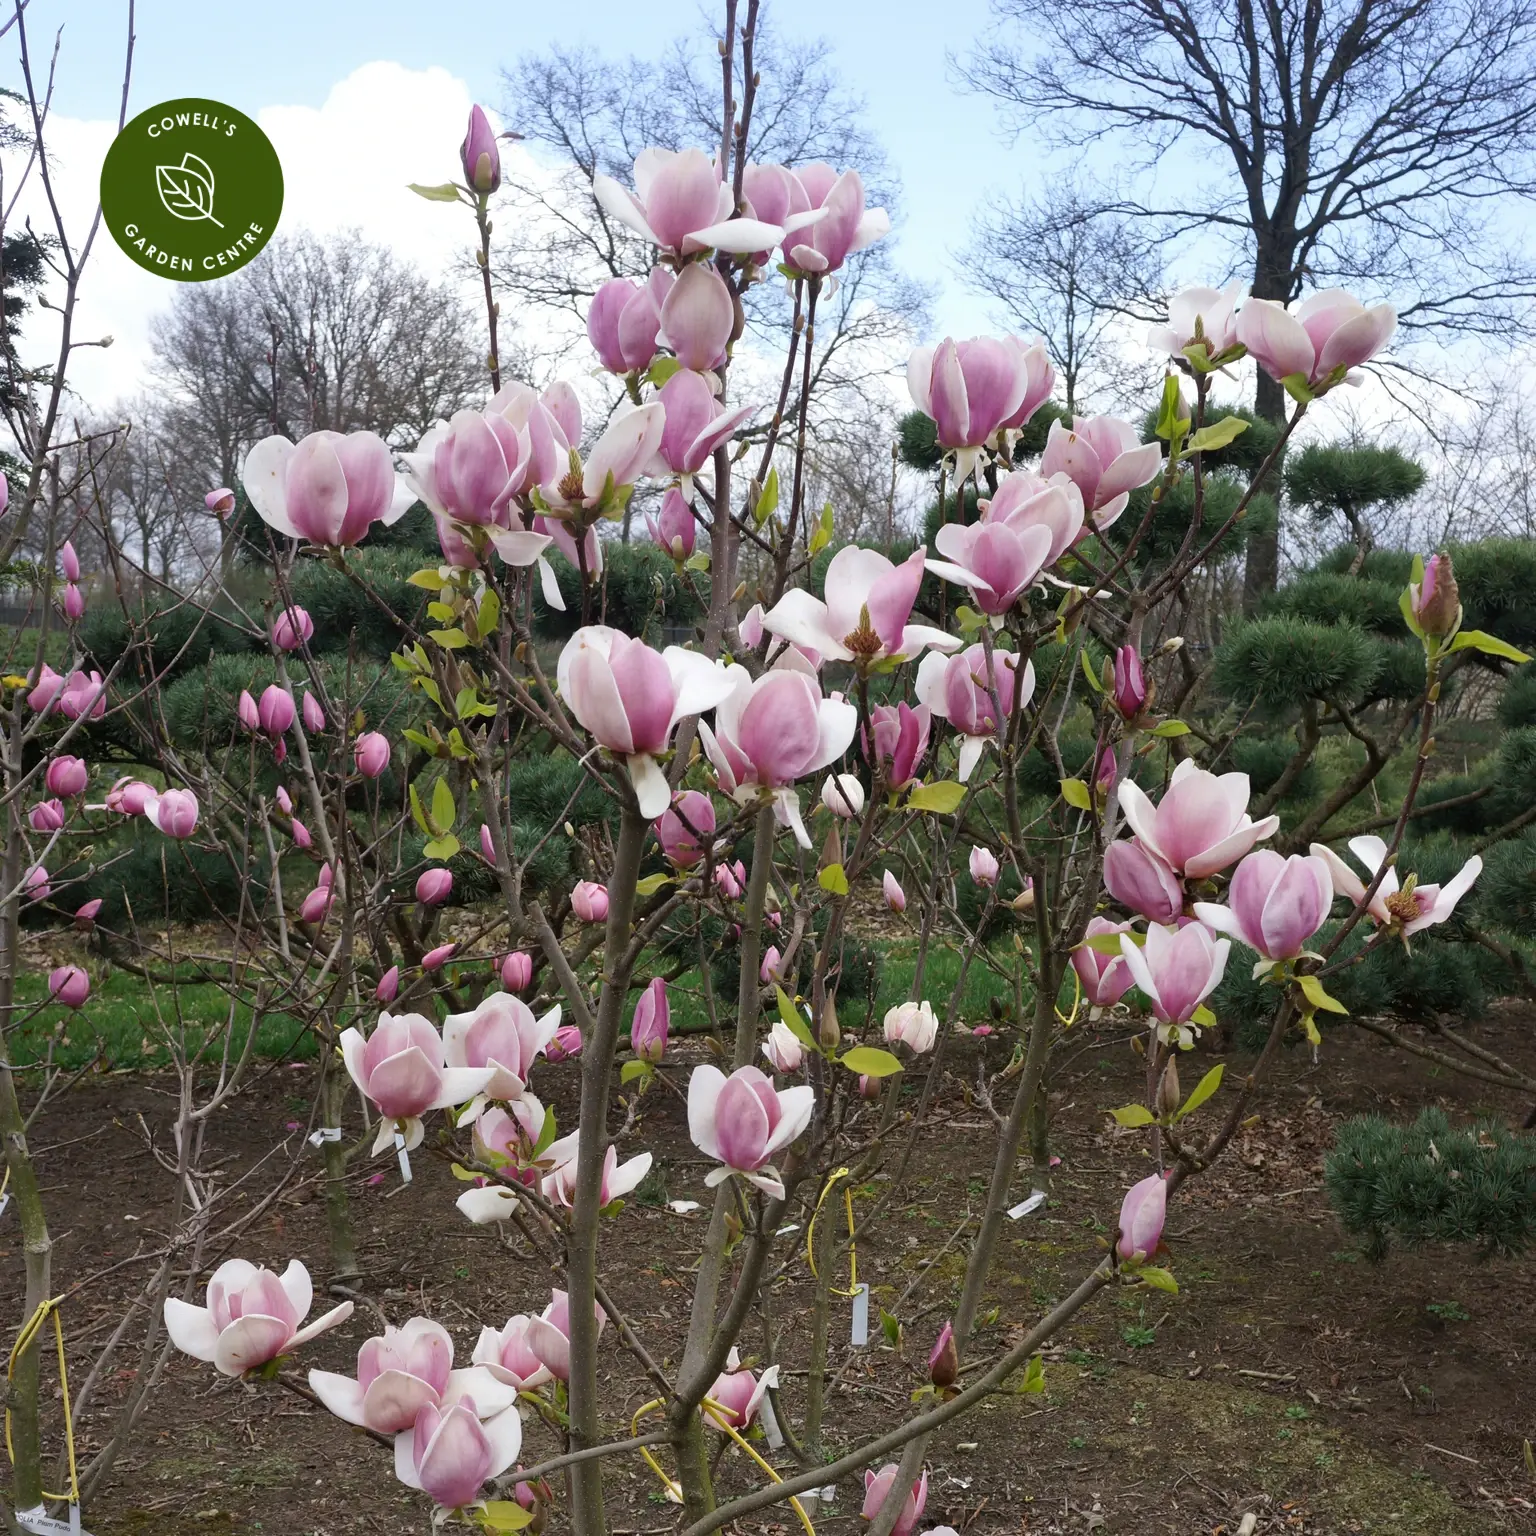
[[155, 152, 224, 228]]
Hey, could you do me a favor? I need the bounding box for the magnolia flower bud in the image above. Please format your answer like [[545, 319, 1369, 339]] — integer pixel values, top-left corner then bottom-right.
[[60, 541, 81, 582], [501, 951, 533, 990], [883, 870, 906, 912], [1414, 553, 1461, 638], [62, 583, 85, 622], [49, 964, 90, 1008], [821, 772, 865, 818], [969, 846, 999, 888], [928, 1321, 958, 1388], [1156, 1057, 1181, 1119], [206, 487, 236, 516], [354, 731, 390, 778], [461, 104, 501, 194], [376, 965, 400, 1003], [819, 993, 841, 1052], [416, 868, 454, 905]]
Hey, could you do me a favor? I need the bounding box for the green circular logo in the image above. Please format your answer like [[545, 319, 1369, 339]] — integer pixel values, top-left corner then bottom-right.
[[99, 97, 283, 281]]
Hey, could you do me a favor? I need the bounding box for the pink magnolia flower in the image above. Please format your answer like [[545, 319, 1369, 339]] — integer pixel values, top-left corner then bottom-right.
[[698, 659, 858, 846], [656, 789, 715, 868], [1095, 746, 1119, 798], [29, 799, 63, 833], [630, 976, 669, 1062], [781, 162, 889, 275], [571, 880, 610, 923], [996, 337, 1056, 436], [49, 965, 90, 1008], [74, 899, 101, 930], [434, 513, 480, 569], [861, 1465, 928, 1536], [544, 1024, 583, 1062], [355, 731, 391, 778], [759, 945, 783, 983], [763, 546, 958, 669], [715, 859, 746, 900], [458, 1096, 547, 1210], [26, 665, 63, 714], [883, 870, 906, 912], [145, 788, 200, 839], [536, 407, 666, 518], [308, 1317, 514, 1435], [471, 1315, 553, 1392], [866, 701, 931, 791], [588, 269, 672, 375], [594, 147, 784, 257], [47, 752, 89, 798], [417, 868, 453, 906], [539, 1129, 653, 1209], [479, 823, 496, 864], [653, 368, 754, 481], [557, 625, 734, 817], [107, 777, 155, 815], [969, 846, 999, 887], [302, 692, 325, 733], [908, 336, 1038, 466], [422, 942, 457, 970], [761, 1019, 804, 1074], [915, 643, 1035, 782], [461, 103, 501, 194], [376, 965, 400, 1004], [647, 486, 696, 561], [59, 541, 80, 582], [258, 685, 295, 737], [1117, 1172, 1168, 1262], [1148, 283, 1243, 358], [1194, 850, 1334, 961], [399, 407, 540, 531], [163, 1258, 353, 1378], [1235, 288, 1396, 392], [978, 470, 1085, 566], [1041, 417, 1162, 531], [396, 1397, 524, 1512], [1116, 759, 1279, 880], [1408, 552, 1461, 638], [659, 262, 734, 373], [300, 877, 334, 926], [928, 517, 1054, 615], [205, 487, 236, 516], [884, 999, 938, 1053], [705, 1348, 779, 1429], [687, 1063, 814, 1199], [1112, 645, 1147, 719], [339, 1013, 495, 1151], [500, 951, 533, 991], [57, 670, 105, 720], [25, 865, 50, 902], [61, 584, 84, 622], [242, 429, 412, 546], [443, 991, 562, 1104], [524, 1289, 606, 1383], [1070, 916, 1137, 1008], [1308, 834, 1481, 936], [1118, 921, 1230, 1029], [1103, 837, 1183, 924], [237, 690, 260, 732], [272, 607, 313, 652]]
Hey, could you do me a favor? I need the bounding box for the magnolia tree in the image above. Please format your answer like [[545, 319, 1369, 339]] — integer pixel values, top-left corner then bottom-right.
[[3, 4, 1533, 1535]]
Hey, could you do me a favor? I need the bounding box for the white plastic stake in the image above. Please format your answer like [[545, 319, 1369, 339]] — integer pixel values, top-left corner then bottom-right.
[[850, 1282, 869, 1346], [394, 1130, 413, 1183], [1008, 1189, 1047, 1220], [759, 1391, 784, 1450]]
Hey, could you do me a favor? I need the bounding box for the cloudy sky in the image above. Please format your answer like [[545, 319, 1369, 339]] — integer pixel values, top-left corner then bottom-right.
[[13, 0, 1045, 410]]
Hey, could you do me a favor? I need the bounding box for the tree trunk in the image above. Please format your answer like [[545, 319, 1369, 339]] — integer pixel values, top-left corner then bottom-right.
[[1240, 243, 1296, 613]]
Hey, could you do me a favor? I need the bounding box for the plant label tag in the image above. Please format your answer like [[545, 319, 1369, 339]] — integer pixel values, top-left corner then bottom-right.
[[1008, 1190, 1047, 1220], [307, 1127, 342, 1147], [819, 1486, 838, 1503], [850, 1282, 869, 1346], [394, 1131, 413, 1183], [0, 1192, 10, 1219], [758, 1391, 784, 1450], [17, 1507, 89, 1536]]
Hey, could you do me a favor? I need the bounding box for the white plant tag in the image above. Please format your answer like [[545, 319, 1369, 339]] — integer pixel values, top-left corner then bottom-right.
[[758, 1389, 784, 1450], [307, 1127, 342, 1148], [819, 1485, 838, 1503], [16, 1506, 89, 1536], [394, 1131, 413, 1183], [850, 1282, 869, 1346], [0, 1192, 10, 1219], [1008, 1189, 1047, 1220]]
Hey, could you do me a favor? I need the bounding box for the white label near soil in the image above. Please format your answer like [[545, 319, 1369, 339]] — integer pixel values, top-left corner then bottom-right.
[[394, 1131, 413, 1183], [850, 1282, 869, 1346], [16, 1506, 88, 1536], [1008, 1189, 1047, 1219]]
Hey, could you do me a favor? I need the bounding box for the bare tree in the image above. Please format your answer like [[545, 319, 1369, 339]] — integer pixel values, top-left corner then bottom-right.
[[963, 180, 1164, 412], [960, 0, 1536, 603]]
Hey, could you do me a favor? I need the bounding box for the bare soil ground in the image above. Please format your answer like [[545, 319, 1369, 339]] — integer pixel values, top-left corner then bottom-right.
[[5, 1003, 1535, 1536]]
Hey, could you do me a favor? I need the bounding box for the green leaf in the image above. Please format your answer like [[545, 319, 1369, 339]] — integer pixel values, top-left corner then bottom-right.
[[646, 356, 682, 389], [818, 863, 850, 895], [1020, 1354, 1046, 1394], [808, 501, 834, 557], [753, 466, 779, 526], [423, 835, 461, 861], [1109, 1103, 1155, 1127], [1173, 1063, 1224, 1122], [408, 782, 431, 837], [840, 1045, 904, 1078], [449, 1161, 480, 1182], [1185, 416, 1250, 453], [481, 1498, 536, 1530], [1191, 1003, 1217, 1027], [431, 777, 456, 835], [429, 626, 470, 649], [427, 600, 456, 623], [1400, 583, 1426, 640], [879, 1308, 901, 1348], [1448, 629, 1531, 664], [476, 586, 501, 639], [1280, 372, 1315, 405], [407, 568, 447, 590], [402, 728, 438, 753], [1083, 931, 1133, 957], [634, 872, 672, 897], [955, 605, 987, 634], [620, 1059, 652, 1085], [907, 780, 966, 814], [408, 181, 462, 202], [1080, 648, 1105, 694], [1150, 719, 1191, 738], [1298, 973, 1347, 1015], [1060, 777, 1092, 812], [1139, 1265, 1180, 1294], [1154, 373, 1184, 441], [417, 677, 443, 709], [776, 986, 817, 1050], [683, 551, 711, 572]]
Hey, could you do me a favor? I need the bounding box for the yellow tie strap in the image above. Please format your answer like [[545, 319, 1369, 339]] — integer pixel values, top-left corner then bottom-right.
[[806, 1167, 859, 1297], [5, 1295, 80, 1507]]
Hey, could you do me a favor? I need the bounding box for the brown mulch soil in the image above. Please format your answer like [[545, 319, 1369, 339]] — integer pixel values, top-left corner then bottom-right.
[[4, 1002, 1535, 1536]]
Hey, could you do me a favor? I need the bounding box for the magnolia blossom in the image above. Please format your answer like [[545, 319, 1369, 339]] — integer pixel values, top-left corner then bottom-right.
[[1119, 922, 1229, 1031], [206, 487, 235, 516], [443, 991, 563, 1106], [1102, 837, 1183, 924], [647, 487, 697, 561], [780, 161, 889, 274], [45, 755, 87, 798], [164, 1259, 353, 1377], [630, 976, 669, 1062], [423, 943, 456, 970], [29, 799, 63, 832], [759, 945, 783, 983], [1070, 916, 1136, 1008], [688, 1064, 814, 1200], [995, 337, 1055, 438], [309, 1318, 514, 1435], [1408, 552, 1461, 638], [400, 407, 542, 536], [395, 1398, 524, 1512], [659, 262, 734, 373], [49, 965, 90, 1008], [454, 1101, 551, 1226], [1235, 289, 1396, 392], [377, 966, 400, 1004], [1308, 834, 1481, 936], [969, 845, 999, 887], [558, 626, 734, 817], [25, 865, 49, 902], [536, 403, 666, 516], [883, 870, 906, 913], [588, 269, 671, 375], [594, 147, 783, 256], [1112, 646, 1147, 719], [471, 1315, 553, 1392], [1040, 417, 1162, 530], [927, 516, 1054, 615], [57, 669, 105, 721], [698, 660, 858, 847], [763, 546, 957, 668], [571, 880, 609, 924], [656, 790, 715, 867], [884, 999, 938, 1053], [302, 692, 325, 733], [929, 1321, 958, 1388], [501, 951, 533, 991], [653, 368, 754, 482], [1147, 282, 1243, 358], [340, 1013, 495, 1152], [145, 789, 199, 839], [1117, 1173, 1167, 1262], [862, 1466, 928, 1536], [355, 732, 391, 778], [461, 104, 501, 193], [1116, 759, 1279, 880], [760, 1019, 804, 1074], [545, 1024, 584, 1062], [908, 336, 1035, 475], [272, 607, 314, 652], [258, 685, 295, 737], [822, 772, 865, 817], [866, 701, 930, 791], [524, 1289, 605, 1383], [540, 1129, 653, 1209], [242, 429, 412, 545], [705, 1347, 779, 1429], [916, 643, 1035, 782], [416, 868, 453, 906], [1194, 850, 1334, 962], [983, 468, 1086, 562]]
